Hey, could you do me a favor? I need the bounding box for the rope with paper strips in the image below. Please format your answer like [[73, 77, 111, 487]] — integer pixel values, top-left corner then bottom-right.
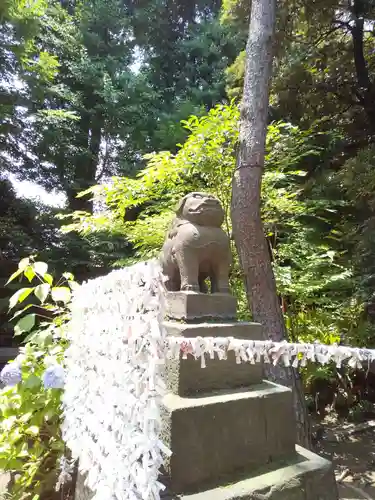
[[166, 336, 375, 370], [62, 259, 375, 500]]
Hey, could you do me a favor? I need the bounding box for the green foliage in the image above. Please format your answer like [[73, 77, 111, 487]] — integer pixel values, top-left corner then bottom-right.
[[2, 0, 375, 422], [225, 50, 245, 100], [0, 0, 74, 173], [0, 0, 49, 67], [61, 104, 351, 325], [3, 0, 240, 212], [1, 0, 242, 296], [61, 104, 326, 258], [0, 256, 76, 499]]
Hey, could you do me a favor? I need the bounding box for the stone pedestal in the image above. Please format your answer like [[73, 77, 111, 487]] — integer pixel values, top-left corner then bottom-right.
[[163, 321, 263, 395], [162, 446, 337, 500], [164, 292, 237, 321], [74, 291, 338, 500], [161, 292, 338, 500]]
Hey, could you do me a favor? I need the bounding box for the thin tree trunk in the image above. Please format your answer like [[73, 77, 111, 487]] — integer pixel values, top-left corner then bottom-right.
[[231, 0, 311, 448], [350, 10, 375, 130]]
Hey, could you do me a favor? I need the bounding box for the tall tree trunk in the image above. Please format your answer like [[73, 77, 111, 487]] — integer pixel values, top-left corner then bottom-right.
[[231, 0, 311, 448], [350, 4, 375, 130], [67, 112, 102, 213]]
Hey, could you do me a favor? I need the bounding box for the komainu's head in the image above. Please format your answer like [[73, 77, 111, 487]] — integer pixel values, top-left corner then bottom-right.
[[175, 192, 224, 227]]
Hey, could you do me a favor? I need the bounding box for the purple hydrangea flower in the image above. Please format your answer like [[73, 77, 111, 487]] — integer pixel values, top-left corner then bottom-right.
[[0, 363, 22, 387], [43, 365, 65, 389]]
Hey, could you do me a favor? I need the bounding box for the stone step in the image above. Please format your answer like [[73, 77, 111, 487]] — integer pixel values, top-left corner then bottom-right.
[[161, 381, 296, 494], [164, 292, 237, 321], [0, 347, 18, 365], [163, 321, 264, 396], [164, 445, 338, 500]]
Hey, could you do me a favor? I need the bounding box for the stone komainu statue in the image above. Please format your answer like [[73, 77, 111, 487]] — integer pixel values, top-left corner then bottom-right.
[[160, 192, 231, 293]]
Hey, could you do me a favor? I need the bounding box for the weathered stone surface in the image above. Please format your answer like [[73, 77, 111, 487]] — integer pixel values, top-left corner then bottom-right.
[[74, 473, 92, 500], [160, 192, 231, 293], [0, 347, 18, 364], [0, 471, 11, 498], [161, 382, 296, 494], [163, 321, 263, 338], [162, 446, 338, 500], [165, 292, 237, 321], [163, 321, 263, 395], [263, 388, 296, 461]]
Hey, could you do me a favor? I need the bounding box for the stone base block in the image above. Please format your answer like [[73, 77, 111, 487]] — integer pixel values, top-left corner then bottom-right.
[[165, 292, 237, 321], [164, 446, 338, 500], [74, 447, 337, 500], [161, 382, 296, 494], [0, 347, 18, 364], [163, 321, 263, 395], [74, 472, 90, 500], [74, 447, 338, 500]]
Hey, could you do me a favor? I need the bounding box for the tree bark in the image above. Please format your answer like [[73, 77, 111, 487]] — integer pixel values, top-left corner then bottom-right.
[[350, 7, 375, 130], [67, 112, 102, 213], [231, 0, 311, 448]]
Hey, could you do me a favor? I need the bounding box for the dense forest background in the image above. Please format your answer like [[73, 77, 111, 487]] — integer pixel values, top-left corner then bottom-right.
[[2, 0, 375, 416]]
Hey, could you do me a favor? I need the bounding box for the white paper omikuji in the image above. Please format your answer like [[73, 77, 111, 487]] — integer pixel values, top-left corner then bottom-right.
[[63, 258, 375, 500], [62, 260, 169, 500], [165, 336, 375, 370]]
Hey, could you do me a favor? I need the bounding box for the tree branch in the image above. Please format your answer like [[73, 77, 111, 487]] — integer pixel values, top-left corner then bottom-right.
[[332, 19, 353, 32], [96, 136, 111, 181]]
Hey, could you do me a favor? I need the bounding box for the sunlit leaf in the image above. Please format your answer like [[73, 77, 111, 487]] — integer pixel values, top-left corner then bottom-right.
[[9, 288, 34, 309], [14, 314, 36, 336], [5, 268, 23, 285], [24, 375, 40, 389], [33, 262, 48, 277], [68, 280, 79, 291], [24, 329, 53, 346], [51, 287, 71, 304], [18, 258, 30, 271], [24, 266, 36, 282], [9, 304, 34, 321], [25, 426, 39, 436], [34, 284, 50, 304], [43, 273, 53, 285]]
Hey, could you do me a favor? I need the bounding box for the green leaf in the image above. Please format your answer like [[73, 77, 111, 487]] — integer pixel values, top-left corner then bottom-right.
[[17, 448, 29, 458], [24, 266, 36, 282], [14, 314, 36, 336], [25, 426, 39, 436], [24, 329, 52, 346], [19, 412, 33, 423], [18, 257, 30, 271], [68, 280, 79, 291], [5, 268, 23, 285], [5, 458, 24, 469], [33, 262, 48, 277], [43, 274, 53, 286], [62, 272, 74, 281], [51, 287, 71, 304], [9, 304, 34, 321], [34, 283, 50, 303], [24, 375, 40, 389], [9, 288, 34, 309], [22, 331, 38, 344], [326, 250, 335, 262]]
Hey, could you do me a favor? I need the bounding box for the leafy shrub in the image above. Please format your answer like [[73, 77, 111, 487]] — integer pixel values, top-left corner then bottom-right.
[[0, 256, 76, 500]]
